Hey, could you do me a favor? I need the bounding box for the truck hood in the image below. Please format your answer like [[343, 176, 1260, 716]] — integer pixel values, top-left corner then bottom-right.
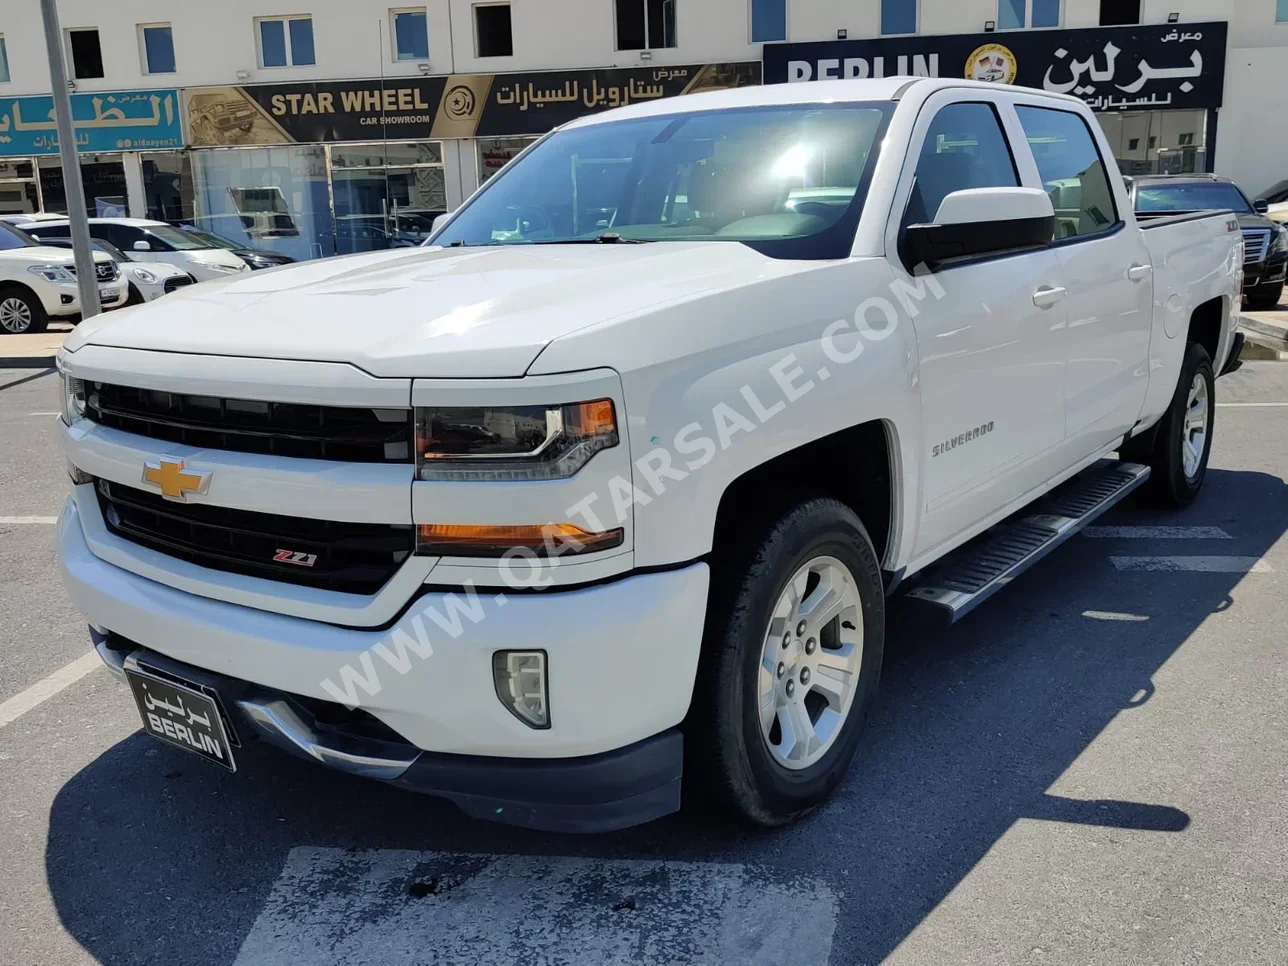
[[65, 243, 775, 377]]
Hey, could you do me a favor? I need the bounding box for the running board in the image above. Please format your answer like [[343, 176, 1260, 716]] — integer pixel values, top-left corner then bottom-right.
[[903, 460, 1151, 622]]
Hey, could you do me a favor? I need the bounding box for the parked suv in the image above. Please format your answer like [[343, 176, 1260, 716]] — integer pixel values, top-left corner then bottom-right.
[[31, 218, 250, 282], [1127, 174, 1288, 310], [0, 222, 127, 334]]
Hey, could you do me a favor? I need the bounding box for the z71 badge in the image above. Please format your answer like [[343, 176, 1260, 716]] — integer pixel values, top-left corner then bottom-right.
[[273, 549, 318, 567]]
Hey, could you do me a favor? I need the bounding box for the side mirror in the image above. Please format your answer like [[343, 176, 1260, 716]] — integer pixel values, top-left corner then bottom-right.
[[431, 212, 452, 234], [132, 240, 152, 252], [902, 187, 1056, 272], [1254, 199, 1270, 214]]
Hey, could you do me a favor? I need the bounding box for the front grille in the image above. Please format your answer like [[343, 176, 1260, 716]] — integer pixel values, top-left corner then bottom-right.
[[96, 261, 120, 282], [84, 382, 413, 463], [1242, 228, 1271, 264], [96, 478, 414, 595], [163, 275, 195, 293]]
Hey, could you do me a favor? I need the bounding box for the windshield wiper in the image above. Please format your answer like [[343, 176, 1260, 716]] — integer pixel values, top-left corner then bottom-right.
[[529, 233, 652, 245]]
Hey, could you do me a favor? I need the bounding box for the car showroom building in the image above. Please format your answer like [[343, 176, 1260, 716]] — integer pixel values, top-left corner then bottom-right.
[[0, 0, 1284, 259]]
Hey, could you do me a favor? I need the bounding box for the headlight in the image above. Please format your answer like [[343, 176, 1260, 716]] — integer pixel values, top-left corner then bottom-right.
[[1271, 228, 1288, 255], [29, 265, 77, 283], [415, 399, 618, 482], [60, 370, 87, 426], [131, 267, 158, 284]]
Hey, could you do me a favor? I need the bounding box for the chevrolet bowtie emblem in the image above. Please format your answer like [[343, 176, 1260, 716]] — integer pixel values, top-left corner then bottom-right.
[[142, 457, 211, 502]]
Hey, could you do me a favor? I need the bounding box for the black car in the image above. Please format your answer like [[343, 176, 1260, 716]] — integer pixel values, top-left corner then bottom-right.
[[171, 225, 296, 270], [1125, 174, 1288, 310]]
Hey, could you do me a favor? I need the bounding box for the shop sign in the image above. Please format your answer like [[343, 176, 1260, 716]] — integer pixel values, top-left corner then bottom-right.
[[0, 89, 182, 156], [764, 21, 1227, 112], [182, 63, 760, 146]]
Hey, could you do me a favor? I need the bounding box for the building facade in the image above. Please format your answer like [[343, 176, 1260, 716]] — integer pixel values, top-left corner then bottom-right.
[[1, 0, 1285, 258]]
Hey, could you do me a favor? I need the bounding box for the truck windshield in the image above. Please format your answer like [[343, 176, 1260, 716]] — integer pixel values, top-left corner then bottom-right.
[[1136, 182, 1253, 214], [431, 102, 894, 260]]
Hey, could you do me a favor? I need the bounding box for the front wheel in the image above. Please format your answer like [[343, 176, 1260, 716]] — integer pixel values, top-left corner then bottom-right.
[[687, 498, 885, 826], [0, 287, 48, 335], [1125, 341, 1215, 507]]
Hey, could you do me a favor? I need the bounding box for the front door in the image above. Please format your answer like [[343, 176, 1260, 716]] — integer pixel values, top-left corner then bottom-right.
[[1013, 104, 1153, 453], [891, 96, 1070, 559]]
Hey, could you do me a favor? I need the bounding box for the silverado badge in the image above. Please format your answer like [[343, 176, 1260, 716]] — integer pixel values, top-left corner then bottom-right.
[[142, 457, 211, 502]]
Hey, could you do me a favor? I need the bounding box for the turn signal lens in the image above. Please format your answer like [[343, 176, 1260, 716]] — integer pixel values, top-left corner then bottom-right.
[[416, 522, 624, 557], [492, 650, 549, 729]]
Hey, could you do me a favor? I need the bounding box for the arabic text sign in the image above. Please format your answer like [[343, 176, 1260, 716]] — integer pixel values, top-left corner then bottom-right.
[[0, 89, 182, 156], [763, 22, 1227, 112]]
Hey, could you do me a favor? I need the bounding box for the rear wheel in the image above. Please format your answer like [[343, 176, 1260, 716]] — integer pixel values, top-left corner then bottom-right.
[[1245, 281, 1284, 311], [0, 288, 47, 335], [687, 498, 885, 826], [1124, 341, 1215, 507]]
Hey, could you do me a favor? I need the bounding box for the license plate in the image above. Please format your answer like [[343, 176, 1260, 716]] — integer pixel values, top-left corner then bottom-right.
[[125, 667, 236, 771]]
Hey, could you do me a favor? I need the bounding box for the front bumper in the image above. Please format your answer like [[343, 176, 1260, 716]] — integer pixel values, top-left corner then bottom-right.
[[1244, 254, 1288, 289], [59, 497, 708, 828], [40, 279, 129, 316], [94, 634, 683, 832]]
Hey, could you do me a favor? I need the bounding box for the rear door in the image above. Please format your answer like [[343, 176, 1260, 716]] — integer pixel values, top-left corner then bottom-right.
[[1011, 104, 1152, 453], [889, 94, 1070, 559]]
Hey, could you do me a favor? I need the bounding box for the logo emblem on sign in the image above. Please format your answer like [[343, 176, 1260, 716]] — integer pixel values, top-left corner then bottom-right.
[[141, 457, 211, 502], [444, 84, 478, 119], [966, 43, 1018, 84]]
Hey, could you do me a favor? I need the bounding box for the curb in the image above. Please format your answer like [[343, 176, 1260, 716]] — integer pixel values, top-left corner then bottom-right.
[[0, 356, 56, 369], [1237, 318, 1288, 360]]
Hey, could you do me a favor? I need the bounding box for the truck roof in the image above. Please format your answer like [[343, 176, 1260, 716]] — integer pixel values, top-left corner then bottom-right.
[[561, 77, 1086, 131]]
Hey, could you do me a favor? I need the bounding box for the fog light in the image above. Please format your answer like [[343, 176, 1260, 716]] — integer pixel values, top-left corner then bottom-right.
[[492, 650, 550, 729], [67, 460, 92, 484]]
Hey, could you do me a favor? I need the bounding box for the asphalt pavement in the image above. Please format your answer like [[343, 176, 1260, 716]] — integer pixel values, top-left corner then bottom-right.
[[2, 363, 1286, 965]]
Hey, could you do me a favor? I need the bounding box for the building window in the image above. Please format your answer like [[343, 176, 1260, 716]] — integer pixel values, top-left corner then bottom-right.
[[881, 0, 917, 35], [1178, 132, 1195, 146], [1128, 137, 1140, 150], [139, 24, 176, 74], [393, 8, 429, 60], [751, 0, 786, 43], [1148, 135, 1157, 148], [999, 0, 1060, 29], [474, 3, 513, 57], [1278, 0, 1288, 21], [615, 0, 677, 50], [0, 36, 9, 83], [67, 28, 105, 80], [257, 16, 315, 68], [1099, 0, 1140, 25]]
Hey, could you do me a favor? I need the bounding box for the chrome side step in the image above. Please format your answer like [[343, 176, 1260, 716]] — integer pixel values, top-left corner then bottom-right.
[[904, 460, 1151, 622]]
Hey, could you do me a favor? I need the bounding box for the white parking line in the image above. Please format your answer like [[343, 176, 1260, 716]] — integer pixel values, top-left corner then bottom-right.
[[26, 412, 60, 417], [0, 652, 102, 730], [234, 847, 838, 966], [1216, 402, 1288, 408], [0, 516, 58, 525], [1111, 556, 1274, 573], [1084, 526, 1231, 539], [1082, 610, 1150, 621]]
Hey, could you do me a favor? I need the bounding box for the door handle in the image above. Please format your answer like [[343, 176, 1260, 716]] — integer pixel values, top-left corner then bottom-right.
[[1032, 286, 1067, 308], [1127, 263, 1153, 282]]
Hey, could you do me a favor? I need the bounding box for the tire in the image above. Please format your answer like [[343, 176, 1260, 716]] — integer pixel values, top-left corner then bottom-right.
[[686, 497, 885, 826], [1125, 342, 1215, 507], [1245, 281, 1284, 311], [0, 287, 48, 335]]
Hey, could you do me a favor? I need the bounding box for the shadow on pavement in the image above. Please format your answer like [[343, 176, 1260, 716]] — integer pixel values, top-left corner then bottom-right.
[[45, 467, 1287, 965]]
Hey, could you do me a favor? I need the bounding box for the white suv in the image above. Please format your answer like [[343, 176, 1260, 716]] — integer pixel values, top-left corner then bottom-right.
[[30, 218, 250, 282], [0, 222, 127, 334]]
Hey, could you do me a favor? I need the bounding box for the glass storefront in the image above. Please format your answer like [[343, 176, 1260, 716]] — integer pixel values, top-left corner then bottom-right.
[[0, 159, 41, 215], [1095, 109, 1210, 177], [37, 153, 128, 216], [142, 151, 195, 223], [329, 141, 446, 253]]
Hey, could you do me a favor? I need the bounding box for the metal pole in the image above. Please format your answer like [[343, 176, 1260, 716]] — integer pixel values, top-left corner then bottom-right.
[[39, 0, 101, 318]]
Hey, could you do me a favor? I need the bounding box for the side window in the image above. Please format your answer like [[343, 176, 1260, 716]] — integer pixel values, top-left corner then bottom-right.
[[1015, 106, 1119, 239], [904, 102, 1019, 227], [87, 223, 116, 245], [111, 225, 144, 249]]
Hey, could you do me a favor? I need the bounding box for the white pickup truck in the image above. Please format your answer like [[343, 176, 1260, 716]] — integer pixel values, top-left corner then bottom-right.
[[57, 78, 1242, 832]]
